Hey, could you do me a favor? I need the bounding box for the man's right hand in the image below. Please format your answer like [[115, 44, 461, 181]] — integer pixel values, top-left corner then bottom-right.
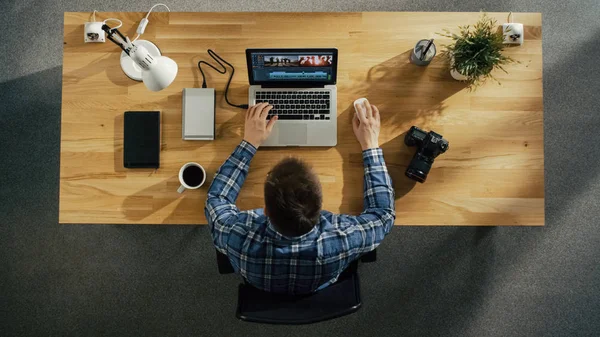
[[243, 103, 278, 149], [352, 99, 381, 151]]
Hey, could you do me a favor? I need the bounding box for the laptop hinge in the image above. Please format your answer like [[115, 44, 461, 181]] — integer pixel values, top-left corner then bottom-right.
[[260, 83, 327, 89]]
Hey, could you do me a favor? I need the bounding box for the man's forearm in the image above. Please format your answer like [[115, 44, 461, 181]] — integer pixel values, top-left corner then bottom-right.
[[361, 148, 395, 213], [206, 140, 257, 206], [205, 140, 257, 252], [334, 147, 394, 256]]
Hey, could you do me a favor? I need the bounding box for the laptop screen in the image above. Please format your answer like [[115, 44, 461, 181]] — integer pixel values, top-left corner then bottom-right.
[[246, 49, 337, 85]]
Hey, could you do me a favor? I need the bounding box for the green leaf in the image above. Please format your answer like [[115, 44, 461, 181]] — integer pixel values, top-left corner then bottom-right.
[[441, 12, 512, 90]]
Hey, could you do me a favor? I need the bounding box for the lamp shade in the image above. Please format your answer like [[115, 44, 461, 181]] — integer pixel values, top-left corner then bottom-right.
[[142, 56, 178, 92], [128, 43, 178, 92]]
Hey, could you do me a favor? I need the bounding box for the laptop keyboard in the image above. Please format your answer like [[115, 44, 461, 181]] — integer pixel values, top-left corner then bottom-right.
[[254, 90, 331, 120]]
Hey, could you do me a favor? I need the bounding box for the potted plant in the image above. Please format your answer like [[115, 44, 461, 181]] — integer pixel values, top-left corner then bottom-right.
[[441, 14, 514, 88]]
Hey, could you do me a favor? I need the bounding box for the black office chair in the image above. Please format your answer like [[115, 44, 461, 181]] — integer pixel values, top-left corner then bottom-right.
[[216, 249, 377, 324]]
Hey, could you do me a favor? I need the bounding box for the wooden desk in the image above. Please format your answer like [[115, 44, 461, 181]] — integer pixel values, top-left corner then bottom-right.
[[60, 12, 544, 225]]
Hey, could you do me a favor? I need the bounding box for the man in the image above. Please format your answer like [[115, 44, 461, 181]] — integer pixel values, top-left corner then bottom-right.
[[205, 100, 395, 295]]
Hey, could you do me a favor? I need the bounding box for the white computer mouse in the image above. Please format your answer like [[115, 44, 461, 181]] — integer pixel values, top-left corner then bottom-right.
[[353, 98, 368, 111]]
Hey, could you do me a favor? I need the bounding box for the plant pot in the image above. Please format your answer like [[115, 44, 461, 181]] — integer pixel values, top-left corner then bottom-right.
[[449, 56, 468, 81], [450, 68, 468, 81]]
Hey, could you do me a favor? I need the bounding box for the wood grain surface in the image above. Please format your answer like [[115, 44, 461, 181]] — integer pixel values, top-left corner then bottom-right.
[[60, 12, 544, 225]]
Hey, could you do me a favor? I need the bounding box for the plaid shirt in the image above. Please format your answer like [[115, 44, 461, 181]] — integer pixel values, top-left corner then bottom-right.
[[205, 140, 395, 294]]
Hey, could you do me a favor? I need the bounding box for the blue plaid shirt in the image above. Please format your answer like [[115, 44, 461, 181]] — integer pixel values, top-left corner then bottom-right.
[[205, 140, 395, 295]]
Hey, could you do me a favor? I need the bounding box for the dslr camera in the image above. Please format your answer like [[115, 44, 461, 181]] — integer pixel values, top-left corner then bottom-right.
[[404, 126, 449, 183]]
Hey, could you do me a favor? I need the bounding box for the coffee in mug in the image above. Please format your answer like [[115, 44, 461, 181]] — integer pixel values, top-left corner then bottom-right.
[[177, 162, 206, 193]]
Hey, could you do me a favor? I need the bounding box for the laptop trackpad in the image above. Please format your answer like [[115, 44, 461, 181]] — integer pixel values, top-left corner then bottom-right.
[[279, 123, 308, 145]]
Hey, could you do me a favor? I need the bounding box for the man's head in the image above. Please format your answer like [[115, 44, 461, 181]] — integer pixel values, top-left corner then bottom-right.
[[264, 158, 322, 237]]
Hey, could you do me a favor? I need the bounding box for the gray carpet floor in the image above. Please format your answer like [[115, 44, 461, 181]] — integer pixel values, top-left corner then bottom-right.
[[1, 1, 599, 336]]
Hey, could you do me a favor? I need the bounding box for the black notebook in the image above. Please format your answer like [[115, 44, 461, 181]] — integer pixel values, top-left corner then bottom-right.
[[123, 111, 160, 168]]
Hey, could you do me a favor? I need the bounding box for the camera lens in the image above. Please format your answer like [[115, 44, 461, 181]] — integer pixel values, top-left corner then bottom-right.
[[405, 154, 432, 183], [405, 168, 427, 183]]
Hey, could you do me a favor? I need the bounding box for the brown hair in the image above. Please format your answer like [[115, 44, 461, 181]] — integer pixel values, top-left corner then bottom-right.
[[264, 158, 322, 237]]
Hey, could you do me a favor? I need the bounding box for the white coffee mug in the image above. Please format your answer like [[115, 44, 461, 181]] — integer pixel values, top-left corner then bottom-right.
[[177, 162, 206, 193]]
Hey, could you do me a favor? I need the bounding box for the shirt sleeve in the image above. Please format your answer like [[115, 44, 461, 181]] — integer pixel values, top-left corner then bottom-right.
[[335, 148, 395, 256], [204, 140, 257, 254]]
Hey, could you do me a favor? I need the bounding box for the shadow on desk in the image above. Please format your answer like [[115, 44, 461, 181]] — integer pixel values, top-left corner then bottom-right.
[[62, 53, 136, 88], [120, 175, 196, 224], [336, 50, 466, 213], [355, 49, 469, 133], [362, 49, 466, 128]]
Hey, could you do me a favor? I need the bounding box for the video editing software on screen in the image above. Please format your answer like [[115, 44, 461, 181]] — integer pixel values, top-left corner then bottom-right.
[[250, 51, 335, 82]]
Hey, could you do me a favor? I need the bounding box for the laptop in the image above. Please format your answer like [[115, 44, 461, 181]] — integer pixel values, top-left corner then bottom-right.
[[246, 48, 338, 146]]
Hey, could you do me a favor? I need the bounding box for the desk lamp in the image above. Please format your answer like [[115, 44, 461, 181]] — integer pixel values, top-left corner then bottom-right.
[[101, 24, 177, 91]]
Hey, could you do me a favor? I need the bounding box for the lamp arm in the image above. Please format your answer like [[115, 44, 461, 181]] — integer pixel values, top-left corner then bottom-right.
[[101, 24, 132, 55]]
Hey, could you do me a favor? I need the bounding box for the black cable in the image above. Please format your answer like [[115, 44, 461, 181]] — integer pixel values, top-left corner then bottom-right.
[[197, 49, 248, 109]]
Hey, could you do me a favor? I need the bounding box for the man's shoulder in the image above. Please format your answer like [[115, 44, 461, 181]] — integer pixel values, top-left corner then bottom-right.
[[317, 210, 359, 233], [314, 213, 359, 259], [229, 209, 268, 233]]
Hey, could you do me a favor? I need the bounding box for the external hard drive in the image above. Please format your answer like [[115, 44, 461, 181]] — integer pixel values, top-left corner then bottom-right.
[[182, 88, 215, 140]]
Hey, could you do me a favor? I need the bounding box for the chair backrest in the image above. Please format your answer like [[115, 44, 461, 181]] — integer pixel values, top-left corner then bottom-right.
[[215, 249, 376, 324], [216, 249, 235, 274], [236, 261, 361, 324]]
